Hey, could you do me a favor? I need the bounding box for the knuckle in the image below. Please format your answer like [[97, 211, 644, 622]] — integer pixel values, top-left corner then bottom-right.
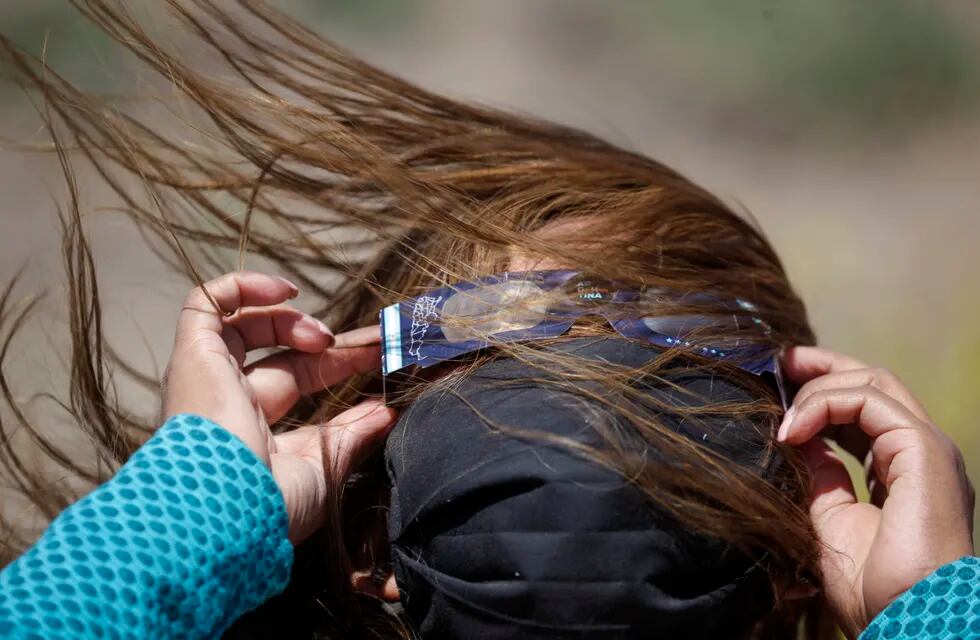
[[954, 451, 968, 477], [868, 367, 896, 385], [812, 385, 871, 409], [952, 439, 965, 461], [795, 378, 823, 399], [805, 387, 834, 402], [939, 434, 962, 461], [796, 388, 831, 413], [183, 273, 236, 311], [918, 432, 961, 468], [906, 429, 931, 450], [182, 287, 209, 311]]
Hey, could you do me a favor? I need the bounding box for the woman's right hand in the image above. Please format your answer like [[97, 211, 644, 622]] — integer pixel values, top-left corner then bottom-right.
[[162, 271, 396, 544], [778, 347, 975, 638]]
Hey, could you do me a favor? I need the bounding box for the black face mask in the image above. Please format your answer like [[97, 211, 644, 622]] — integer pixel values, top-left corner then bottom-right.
[[385, 338, 782, 639]]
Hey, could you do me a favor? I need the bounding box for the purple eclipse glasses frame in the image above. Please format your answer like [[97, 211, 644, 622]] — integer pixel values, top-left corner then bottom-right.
[[379, 270, 789, 408]]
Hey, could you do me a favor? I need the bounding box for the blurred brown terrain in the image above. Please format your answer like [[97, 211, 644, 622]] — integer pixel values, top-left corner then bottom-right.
[[0, 0, 977, 543]]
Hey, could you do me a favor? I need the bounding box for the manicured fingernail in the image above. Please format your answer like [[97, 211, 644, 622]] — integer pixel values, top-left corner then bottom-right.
[[278, 277, 299, 298], [777, 406, 796, 442]]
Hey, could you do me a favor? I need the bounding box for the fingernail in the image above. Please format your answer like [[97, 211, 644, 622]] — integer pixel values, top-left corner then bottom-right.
[[777, 406, 796, 442], [278, 277, 300, 298], [316, 319, 334, 339]]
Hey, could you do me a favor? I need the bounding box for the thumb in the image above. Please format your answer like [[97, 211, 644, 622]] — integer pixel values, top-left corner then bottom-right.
[[323, 399, 398, 479], [801, 438, 859, 534], [800, 438, 880, 636]]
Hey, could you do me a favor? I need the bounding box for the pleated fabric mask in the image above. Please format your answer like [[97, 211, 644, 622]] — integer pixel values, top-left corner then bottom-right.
[[385, 338, 782, 639]]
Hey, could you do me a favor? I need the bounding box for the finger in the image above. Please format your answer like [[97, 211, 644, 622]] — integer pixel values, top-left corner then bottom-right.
[[226, 305, 333, 354], [799, 438, 860, 529], [270, 426, 327, 544], [779, 385, 929, 446], [790, 389, 966, 524], [792, 367, 929, 423], [244, 343, 380, 423], [800, 438, 881, 630], [177, 271, 299, 339], [782, 346, 869, 385], [323, 399, 397, 478], [332, 324, 381, 348], [273, 425, 322, 457], [220, 323, 248, 367]]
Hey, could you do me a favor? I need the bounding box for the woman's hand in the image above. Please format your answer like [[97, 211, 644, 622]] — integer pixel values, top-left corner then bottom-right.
[[779, 346, 975, 638], [161, 271, 396, 543]]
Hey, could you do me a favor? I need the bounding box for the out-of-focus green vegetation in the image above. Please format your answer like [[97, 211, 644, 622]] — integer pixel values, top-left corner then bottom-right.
[[0, 1, 418, 99], [290, 0, 416, 32], [7, 1, 979, 137], [616, 0, 980, 136], [0, 4, 122, 94], [906, 305, 980, 466]]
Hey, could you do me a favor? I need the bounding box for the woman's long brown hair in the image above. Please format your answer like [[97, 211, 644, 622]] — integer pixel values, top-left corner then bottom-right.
[[0, 1, 829, 638]]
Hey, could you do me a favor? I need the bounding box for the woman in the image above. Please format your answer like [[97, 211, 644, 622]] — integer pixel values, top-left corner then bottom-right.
[[0, 2, 974, 638], [0, 273, 974, 640]]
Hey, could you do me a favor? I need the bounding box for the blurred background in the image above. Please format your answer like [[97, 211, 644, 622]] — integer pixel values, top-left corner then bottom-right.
[[0, 0, 977, 542]]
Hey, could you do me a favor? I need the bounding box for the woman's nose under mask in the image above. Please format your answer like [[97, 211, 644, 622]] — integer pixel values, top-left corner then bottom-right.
[[385, 338, 782, 640]]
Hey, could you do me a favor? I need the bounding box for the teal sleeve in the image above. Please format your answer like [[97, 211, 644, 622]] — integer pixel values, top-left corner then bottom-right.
[[0, 414, 294, 640], [859, 556, 979, 639]]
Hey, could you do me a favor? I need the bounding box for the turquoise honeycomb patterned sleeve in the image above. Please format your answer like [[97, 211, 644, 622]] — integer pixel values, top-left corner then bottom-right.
[[860, 556, 979, 639], [0, 414, 293, 640]]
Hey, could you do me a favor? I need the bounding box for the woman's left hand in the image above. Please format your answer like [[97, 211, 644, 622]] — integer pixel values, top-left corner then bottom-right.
[[161, 271, 396, 543], [779, 346, 975, 637]]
